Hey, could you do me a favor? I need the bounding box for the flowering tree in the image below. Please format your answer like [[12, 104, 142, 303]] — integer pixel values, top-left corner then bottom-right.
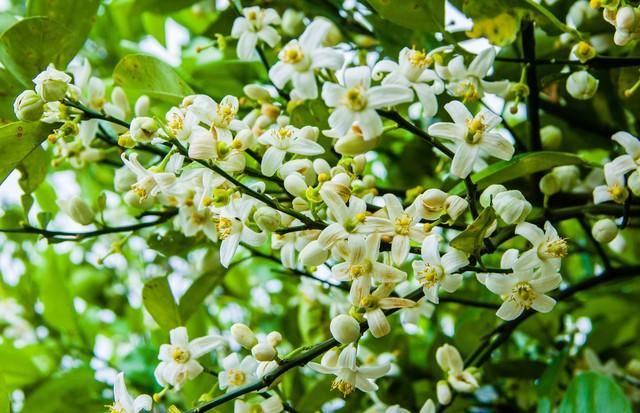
[[2, 0, 640, 412]]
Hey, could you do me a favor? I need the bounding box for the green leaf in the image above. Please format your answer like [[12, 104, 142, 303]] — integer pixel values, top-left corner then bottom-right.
[[35, 250, 79, 336], [185, 59, 262, 99], [558, 371, 632, 413], [0, 68, 22, 122], [0, 17, 76, 85], [0, 122, 53, 186], [0, 345, 42, 389], [142, 276, 182, 330], [179, 267, 225, 322], [449, 151, 588, 195], [18, 146, 48, 193], [113, 54, 194, 103], [141, 12, 166, 46], [26, 0, 100, 60], [21, 368, 105, 413], [366, 0, 444, 33], [450, 207, 496, 255], [0, 373, 7, 413]]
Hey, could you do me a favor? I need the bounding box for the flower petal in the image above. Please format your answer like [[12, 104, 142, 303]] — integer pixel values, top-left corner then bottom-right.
[[451, 144, 479, 178], [367, 85, 414, 108], [261, 146, 286, 177], [531, 294, 556, 313], [189, 334, 225, 358], [480, 132, 514, 160], [496, 299, 522, 321], [344, 66, 371, 89]]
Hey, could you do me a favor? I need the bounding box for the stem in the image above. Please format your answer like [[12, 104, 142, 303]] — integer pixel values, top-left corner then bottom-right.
[[495, 56, 640, 68], [0, 210, 177, 241], [522, 20, 541, 152], [521, 0, 581, 40], [378, 110, 455, 159]]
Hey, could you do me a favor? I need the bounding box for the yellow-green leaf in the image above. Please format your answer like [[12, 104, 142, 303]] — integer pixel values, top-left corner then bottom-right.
[[142, 277, 182, 330]]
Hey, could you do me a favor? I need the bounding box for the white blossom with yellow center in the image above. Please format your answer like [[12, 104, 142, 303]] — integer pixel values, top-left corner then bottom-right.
[[154, 327, 224, 390], [218, 353, 258, 391], [322, 66, 414, 141], [593, 162, 631, 205], [428, 101, 514, 178], [106, 373, 152, 413], [257, 125, 324, 177], [515, 221, 568, 273], [412, 234, 468, 304], [231, 6, 281, 60], [269, 19, 344, 100]]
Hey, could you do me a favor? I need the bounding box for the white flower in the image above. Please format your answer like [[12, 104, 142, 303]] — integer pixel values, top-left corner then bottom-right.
[[217, 196, 267, 267], [130, 117, 159, 143], [566, 70, 599, 100], [234, 395, 283, 413], [438, 48, 510, 101], [177, 205, 218, 242], [258, 125, 324, 176], [231, 7, 281, 60], [332, 234, 407, 303], [322, 66, 414, 141], [269, 19, 344, 100], [480, 185, 532, 225], [435, 344, 479, 394], [308, 344, 390, 396], [154, 327, 225, 390], [372, 47, 445, 118], [57, 195, 94, 226], [219, 353, 258, 391], [412, 235, 468, 304], [107, 373, 152, 413], [356, 283, 415, 338], [428, 101, 514, 178], [189, 95, 247, 142], [515, 221, 567, 272], [609, 131, 640, 195], [400, 297, 436, 327], [33, 63, 72, 102], [480, 250, 562, 321], [121, 153, 178, 201], [360, 194, 427, 266], [316, 189, 368, 248], [593, 162, 629, 204]]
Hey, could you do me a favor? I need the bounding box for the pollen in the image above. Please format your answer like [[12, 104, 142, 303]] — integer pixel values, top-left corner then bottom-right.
[[360, 295, 379, 310], [465, 116, 486, 144], [608, 184, 628, 204], [227, 368, 246, 386], [417, 264, 442, 288], [394, 214, 412, 235], [331, 378, 355, 397], [344, 86, 367, 111], [217, 217, 233, 240], [511, 282, 536, 308], [540, 238, 568, 259], [172, 347, 191, 364], [355, 212, 367, 222], [281, 44, 305, 64], [408, 48, 432, 68]]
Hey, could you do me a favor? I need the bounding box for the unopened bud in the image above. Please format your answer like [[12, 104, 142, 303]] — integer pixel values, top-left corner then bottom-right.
[[255, 207, 281, 232], [244, 84, 272, 101], [231, 323, 257, 349], [591, 218, 618, 243], [14, 90, 44, 121], [566, 70, 599, 100], [33, 64, 71, 102], [299, 240, 329, 266], [282, 9, 305, 36], [111, 86, 130, 116], [252, 343, 276, 362], [284, 174, 308, 197], [444, 195, 468, 222], [539, 173, 561, 196], [437, 380, 452, 405], [57, 195, 94, 225], [540, 125, 563, 150], [130, 117, 158, 143], [266, 331, 282, 347], [479, 184, 507, 208], [616, 6, 637, 31], [135, 95, 150, 117], [330, 314, 361, 344], [188, 129, 216, 160]]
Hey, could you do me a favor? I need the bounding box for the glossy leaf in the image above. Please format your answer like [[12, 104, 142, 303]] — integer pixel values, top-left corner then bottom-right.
[[179, 267, 225, 322], [113, 54, 194, 103], [450, 206, 496, 255], [142, 276, 182, 330], [558, 372, 631, 413], [17, 146, 48, 193], [367, 0, 445, 33]]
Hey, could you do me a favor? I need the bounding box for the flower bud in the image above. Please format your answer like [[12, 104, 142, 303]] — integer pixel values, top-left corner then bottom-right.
[[57, 195, 94, 225], [188, 129, 216, 160], [130, 117, 159, 143], [256, 360, 280, 381], [353, 155, 367, 175], [553, 165, 580, 192], [33, 64, 71, 102], [540, 125, 562, 150], [493, 190, 532, 224], [135, 95, 150, 117], [420, 399, 436, 413], [111, 86, 130, 116], [614, 29, 633, 46], [292, 197, 308, 211], [114, 167, 136, 192], [591, 218, 618, 243], [255, 207, 281, 232], [300, 126, 320, 142], [444, 195, 468, 222], [284, 174, 308, 197], [320, 348, 340, 368], [299, 240, 329, 266], [330, 314, 361, 344], [252, 343, 276, 362], [436, 344, 463, 373], [539, 173, 561, 196], [616, 6, 637, 31], [243, 84, 271, 101], [124, 190, 155, 209], [626, 359, 640, 377], [267, 331, 282, 347], [13, 90, 44, 121], [334, 133, 380, 155], [231, 323, 257, 349], [313, 158, 331, 176], [479, 184, 507, 208], [282, 9, 305, 36], [436, 380, 452, 405], [628, 171, 640, 195], [417, 188, 447, 219], [566, 71, 599, 100]]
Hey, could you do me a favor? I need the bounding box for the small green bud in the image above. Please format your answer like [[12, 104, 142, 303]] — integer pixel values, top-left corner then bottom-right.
[[13, 90, 44, 121]]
